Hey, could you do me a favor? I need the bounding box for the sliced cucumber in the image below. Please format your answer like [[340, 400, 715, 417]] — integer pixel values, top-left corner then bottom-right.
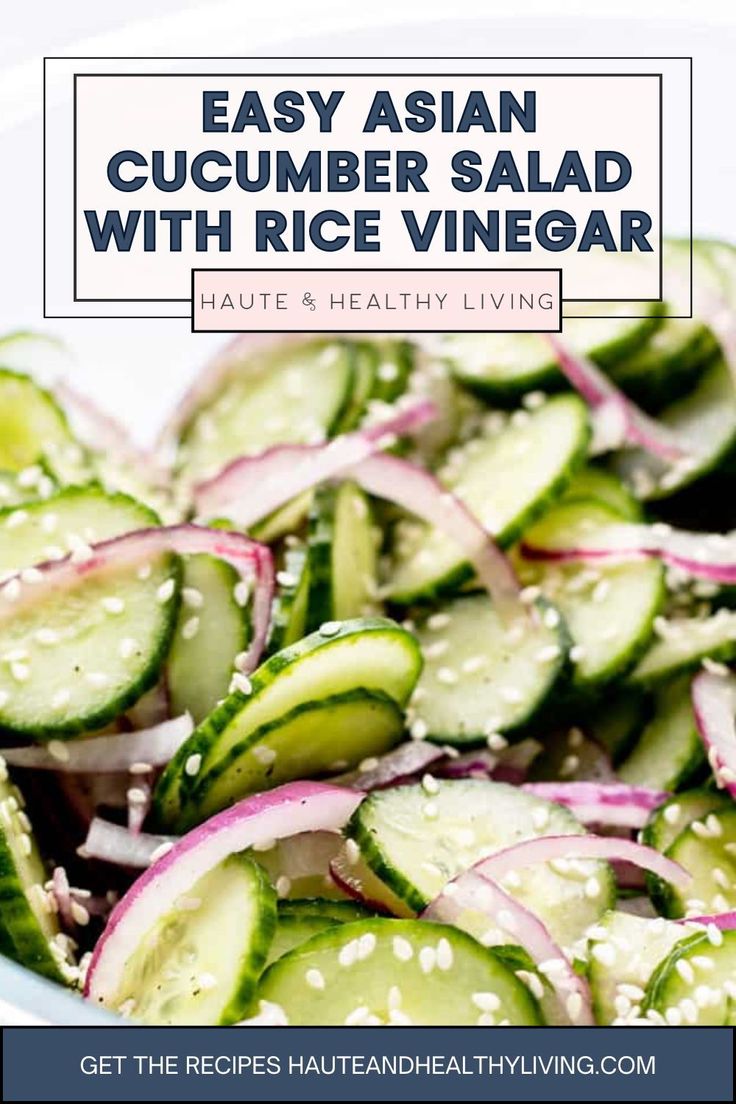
[[587, 909, 692, 1025], [0, 368, 79, 475], [618, 677, 704, 791], [584, 688, 650, 764], [106, 854, 276, 1025], [611, 358, 736, 500], [561, 465, 643, 521], [267, 543, 310, 656], [278, 898, 372, 923], [168, 552, 250, 725], [443, 303, 662, 404], [154, 618, 421, 829], [250, 832, 345, 901], [388, 394, 590, 603], [0, 487, 179, 738], [519, 500, 664, 688], [256, 917, 542, 1025], [329, 841, 415, 917], [642, 789, 733, 856], [658, 806, 736, 919], [629, 608, 736, 687], [410, 594, 569, 744], [177, 339, 356, 484], [305, 482, 380, 631], [348, 779, 614, 948], [266, 913, 337, 967], [0, 764, 71, 984], [369, 339, 414, 404], [643, 929, 736, 1025], [178, 690, 404, 829]]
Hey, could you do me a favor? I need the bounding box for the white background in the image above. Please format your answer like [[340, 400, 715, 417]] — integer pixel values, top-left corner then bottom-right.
[[0, 0, 734, 442]]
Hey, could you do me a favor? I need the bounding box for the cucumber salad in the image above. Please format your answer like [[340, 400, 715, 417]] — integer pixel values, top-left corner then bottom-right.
[[2, 240, 736, 1027]]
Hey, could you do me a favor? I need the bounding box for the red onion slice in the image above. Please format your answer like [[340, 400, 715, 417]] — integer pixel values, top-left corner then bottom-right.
[[81, 817, 178, 868], [84, 781, 362, 1003], [546, 333, 688, 462], [349, 452, 522, 619], [522, 521, 736, 586], [0, 523, 273, 675], [423, 868, 594, 1025], [521, 782, 669, 830], [474, 833, 691, 890], [683, 911, 736, 931], [0, 715, 193, 773], [193, 395, 437, 523], [692, 668, 736, 798], [333, 740, 446, 790]]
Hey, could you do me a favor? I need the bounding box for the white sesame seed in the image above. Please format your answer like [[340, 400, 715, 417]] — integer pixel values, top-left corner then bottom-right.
[[184, 753, 202, 777], [339, 940, 360, 967], [182, 587, 204, 609], [569, 644, 586, 663], [148, 841, 174, 864], [119, 637, 138, 659], [102, 596, 125, 615], [418, 946, 436, 974], [592, 942, 617, 967], [52, 689, 71, 709], [422, 800, 439, 819], [34, 628, 60, 646], [436, 938, 453, 971], [10, 661, 30, 683], [663, 803, 682, 825], [427, 613, 450, 631], [181, 616, 200, 640], [436, 666, 458, 686], [410, 718, 429, 741], [584, 877, 602, 899], [47, 740, 70, 763], [275, 876, 291, 898], [531, 806, 550, 830], [319, 620, 341, 637], [472, 991, 500, 1012], [344, 838, 361, 865], [358, 933, 377, 960], [156, 579, 175, 604], [229, 672, 253, 696], [305, 968, 325, 990], [253, 745, 277, 766], [486, 732, 508, 752], [392, 936, 413, 962], [676, 959, 695, 984]]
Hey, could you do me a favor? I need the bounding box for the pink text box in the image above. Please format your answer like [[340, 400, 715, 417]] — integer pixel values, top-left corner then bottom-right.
[[192, 269, 562, 333]]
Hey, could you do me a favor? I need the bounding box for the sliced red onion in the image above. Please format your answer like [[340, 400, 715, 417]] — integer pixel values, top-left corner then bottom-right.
[[692, 668, 736, 798], [84, 781, 362, 1003], [545, 333, 687, 461], [155, 333, 312, 458], [521, 782, 669, 830], [436, 740, 542, 785], [0, 523, 273, 675], [193, 396, 437, 523], [81, 817, 178, 868], [56, 379, 170, 487], [333, 740, 446, 790], [423, 867, 594, 1025], [350, 452, 522, 619], [683, 911, 736, 930], [0, 715, 193, 773], [474, 833, 691, 890], [522, 522, 736, 586]]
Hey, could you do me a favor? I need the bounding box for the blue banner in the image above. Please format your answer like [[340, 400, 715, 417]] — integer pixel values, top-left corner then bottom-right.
[[2, 1026, 733, 1101]]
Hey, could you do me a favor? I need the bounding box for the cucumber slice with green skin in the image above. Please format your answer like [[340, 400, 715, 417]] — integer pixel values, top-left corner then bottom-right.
[[519, 500, 664, 689], [153, 618, 421, 828], [641, 789, 733, 856], [388, 394, 590, 604], [0, 464, 58, 509], [278, 898, 372, 923], [266, 913, 338, 967], [305, 482, 380, 632], [611, 358, 736, 500], [587, 909, 692, 1025], [0, 764, 72, 984], [176, 339, 356, 485], [249, 490, 315, 545], [643, 929, 736, 1025], [410, 594, 570, 745], [584, 688, 650, 765], [442, 303, 663, 405], [267, 544, 310, 656], [250, 831, 346, 902], [369, 339, 414, 404], [108, 854, 276, 1025], [629, 608, 736, 687], [0, 487, 180, 738], [348, 779, 614, 949], [561, 465, 643, 521], [617, 677, 705, 791], [0, 368, 79, 475], [657, 806, 736, 919], [168, 553, 251, 725], [175, 690, 405, 831], [256, 917, 543, 1025], [330, 841, 415, 917], [335, 342, 377, 431]]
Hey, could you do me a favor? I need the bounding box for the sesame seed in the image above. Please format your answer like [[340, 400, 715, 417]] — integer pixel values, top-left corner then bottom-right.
[[305, 968, 325, 990], [275, 876, 291, 898], [233, 581, 250, 607], [339, 940, 360, 967], [419, 946, 436, 974], [472, 991, 500, 1012], [427, 613, 450, 631], [102, 596, 125, 615], [665, 1007, 682, 1026], [52, 689, 71, 709], [410, 718, 429, 741], [422, 801, 439, 819], [436, 938, 453, 970], [253, 745, 277, 766], [663, 803, 681, 825], [156, 579, 175, 604], [119, 637, 138, 659], [71, 901, 90, 926], [569, 644, 586, 663], [182, 587, 204, 609], [20, 567, 43, 585], [531, 806, 550, 830], [319, 620, 341, 637], [18, 833, 32, 857], [148, 842, 174, 864], [705, 814, 723, 836], [676, 959, 695, 984], [197, 972, 217, 991], [421, 773, 440, 796], [592, 942, 616, 967], [500, 686, 523, 704], [184, 753, 202, 776], [2, 578, 21, 602], [536, 644, 561, 663], [127, 787, 148, 805], [584, 877, 602, 899], [35, 628, 60, 646], [358, 933, 377, 960], [392, 936, 413, 962], [560, 754, 580, 778], [182, 616, 200, 640], [6, 510, 28, 529], [486, 732, 508, 752], [344, 838, 361, 865], [47, 740, 70, 763], [229, 672, 253, 696], [85, 671, 109, 687], [707, 924, 724, 946], [344, 1005, 369, 1025], [436, 666, 458, 686]]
